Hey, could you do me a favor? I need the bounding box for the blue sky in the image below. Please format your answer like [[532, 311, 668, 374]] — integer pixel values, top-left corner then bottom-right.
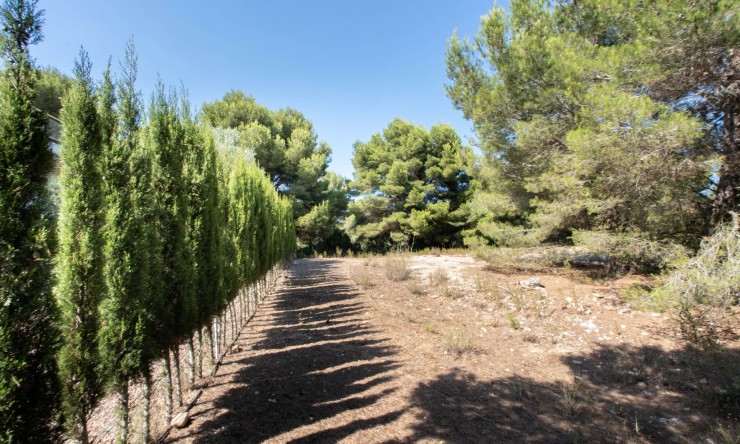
[[32, 1, 505, 178]]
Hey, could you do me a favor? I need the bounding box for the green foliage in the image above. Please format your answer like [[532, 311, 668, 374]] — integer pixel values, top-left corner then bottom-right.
[[347, 119, 473, 252], [55, 49, 105, 441], [203, 90, 338, 251], [447, 0, 716, 250], [146, 83, 196, 342], [33, 65, 73, 117], [184, 112, 223, 329], [0, 0, 61, 440], [571, 230, 689, 274], [656, 214, 739, 349], [98, 40, 162, 390]]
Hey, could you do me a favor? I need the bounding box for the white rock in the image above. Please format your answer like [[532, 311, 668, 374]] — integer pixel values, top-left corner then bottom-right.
[[519, 278, 543, 288], [171, 412, 189, 429]]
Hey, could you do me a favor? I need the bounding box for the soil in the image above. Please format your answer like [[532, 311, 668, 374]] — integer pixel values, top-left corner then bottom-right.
[[165, 256, 739, 443]]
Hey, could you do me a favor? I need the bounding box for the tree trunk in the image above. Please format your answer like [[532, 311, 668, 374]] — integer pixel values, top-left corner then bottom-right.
[[207, 324, 215, 368], [164, 349, 173, 426], [76, 415, 89, 444], [246, 286, 252, 318], [229, 300, 237, 339], [188, 336, 196, 389], [221, 313, 227, 353], [172, 345, 183, 407], [710, 109, 739, 227], [710, 49, 740, 228], [197, 328, 204, 379], [115, 381, 129, 444], [212, 318, 219, 361], [142, 371, 152, 444]]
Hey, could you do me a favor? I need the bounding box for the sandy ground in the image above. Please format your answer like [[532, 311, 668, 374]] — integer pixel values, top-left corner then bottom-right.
[[164, 257, 739, 443]]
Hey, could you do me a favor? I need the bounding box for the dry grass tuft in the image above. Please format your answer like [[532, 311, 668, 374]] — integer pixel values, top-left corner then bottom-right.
[[384, 256, 412, 282]]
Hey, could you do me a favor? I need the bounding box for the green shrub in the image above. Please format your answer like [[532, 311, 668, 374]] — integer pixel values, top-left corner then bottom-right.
[[653, 214, 739, 349], [571, 230, 688, 274]]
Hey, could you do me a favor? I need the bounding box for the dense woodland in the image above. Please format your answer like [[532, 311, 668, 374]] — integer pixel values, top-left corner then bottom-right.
[[0, 0, 737, 442]]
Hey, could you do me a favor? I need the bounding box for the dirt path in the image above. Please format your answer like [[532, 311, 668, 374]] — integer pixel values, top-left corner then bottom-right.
[[167, 258, 738, 443], [167, 259, 411, 443]]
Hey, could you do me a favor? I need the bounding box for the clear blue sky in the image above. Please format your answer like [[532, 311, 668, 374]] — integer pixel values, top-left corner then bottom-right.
[[31, 1, 506, 178]]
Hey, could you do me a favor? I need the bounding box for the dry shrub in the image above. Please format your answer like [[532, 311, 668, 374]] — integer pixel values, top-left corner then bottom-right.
[[384, 256, 411, 281], [428, 268, 450, 286], [351, 267, 374, 288], [443, 327, 475, 356], [407, 280, 425, 295]]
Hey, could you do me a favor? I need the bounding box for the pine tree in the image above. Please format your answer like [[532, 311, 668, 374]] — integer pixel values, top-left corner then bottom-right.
[[0, 1, 61, 440], [55, 49, 105, 444]]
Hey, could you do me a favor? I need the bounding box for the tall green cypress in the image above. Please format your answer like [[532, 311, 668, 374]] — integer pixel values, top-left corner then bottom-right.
[[146, 83, 195, 410], [183, 116, 221, 379], [55, 49, 105, 444], [97, 39, 161, 444], [0, 1, 61, 441]]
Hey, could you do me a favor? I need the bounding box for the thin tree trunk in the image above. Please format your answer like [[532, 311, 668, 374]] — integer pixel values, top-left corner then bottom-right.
[[197, 328, 204, 379], [172, 345, 183, 407], [229, 300, 237, 339], [164, 349, 174, 426], [207, 324, 215, 367], [247, 286, 252, 318], [142, 371, 152, 444], [710, 53, 739, 228], [221, 313, 227, 352], [115, 380, 129, 444], [212, 318, 219, 361], [239, 290, 246, 326], [76, 415, 89, 444], [188, 336, 196, 389]]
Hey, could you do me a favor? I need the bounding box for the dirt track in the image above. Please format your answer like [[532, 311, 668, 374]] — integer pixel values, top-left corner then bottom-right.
[[167, 258, 738, 443]]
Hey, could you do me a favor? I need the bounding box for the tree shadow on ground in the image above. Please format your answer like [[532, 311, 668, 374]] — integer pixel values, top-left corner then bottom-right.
[[406, 344, 739, 443], [173, 259, 404, 443], [171, 259, 739, 443]]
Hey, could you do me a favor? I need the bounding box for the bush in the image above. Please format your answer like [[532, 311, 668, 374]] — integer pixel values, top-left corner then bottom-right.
[[384, 256, 411, 282], [571, 230, 688, 274], [654, 214, 739, 349]]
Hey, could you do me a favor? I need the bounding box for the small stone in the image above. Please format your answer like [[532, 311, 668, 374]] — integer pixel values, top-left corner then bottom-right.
[[572, 360, 583, 365], [637, 382, 647, 388], [519, 278, 543, 288], [171, 412, 189, 429], [659, 417, 686, 427]]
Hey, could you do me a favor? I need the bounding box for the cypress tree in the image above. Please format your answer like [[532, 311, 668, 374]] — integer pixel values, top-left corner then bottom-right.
[[147, 83, 195, 410], [55, 49, 105, 444], [0, 1, 61, 440], [98, 39, 162, 444], [184, 118, 221, 380]]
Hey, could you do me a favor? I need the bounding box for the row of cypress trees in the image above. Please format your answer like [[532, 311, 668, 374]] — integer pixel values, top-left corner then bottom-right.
[[54, 44, 295, 443]]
